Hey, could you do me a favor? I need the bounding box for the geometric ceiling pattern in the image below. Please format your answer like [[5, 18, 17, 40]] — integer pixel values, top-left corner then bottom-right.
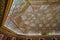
[[4, 0, 60, 35]]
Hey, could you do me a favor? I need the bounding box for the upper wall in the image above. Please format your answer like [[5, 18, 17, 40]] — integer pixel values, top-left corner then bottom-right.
[[0, 0, 8, 26]]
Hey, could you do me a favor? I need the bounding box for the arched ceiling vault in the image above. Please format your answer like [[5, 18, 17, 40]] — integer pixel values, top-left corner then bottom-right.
[[2, 0, 60, 36]]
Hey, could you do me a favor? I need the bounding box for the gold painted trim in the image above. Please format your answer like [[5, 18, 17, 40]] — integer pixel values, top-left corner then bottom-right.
[[1, 26, 18, 37], [0, 26, 18, 37], [2, 0, 13, 25], [1, 26, 18, 35], [0, 0, 18, 37]]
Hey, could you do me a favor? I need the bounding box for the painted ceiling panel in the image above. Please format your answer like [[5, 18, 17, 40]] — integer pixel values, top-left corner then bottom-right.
[[4, 0, 60, 35]]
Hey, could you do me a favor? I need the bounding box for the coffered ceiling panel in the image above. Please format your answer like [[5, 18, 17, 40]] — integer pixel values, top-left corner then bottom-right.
[[4, 0, 60, 35]]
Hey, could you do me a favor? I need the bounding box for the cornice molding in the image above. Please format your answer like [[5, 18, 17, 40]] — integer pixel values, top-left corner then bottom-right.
[[0, 25, 18, 37]]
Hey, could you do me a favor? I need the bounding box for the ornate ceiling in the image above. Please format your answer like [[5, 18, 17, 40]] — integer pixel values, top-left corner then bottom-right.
[[4, 0, 60, 35]]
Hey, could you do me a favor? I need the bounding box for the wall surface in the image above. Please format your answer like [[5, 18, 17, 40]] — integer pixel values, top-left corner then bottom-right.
[[0, 0, 8, 26]]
